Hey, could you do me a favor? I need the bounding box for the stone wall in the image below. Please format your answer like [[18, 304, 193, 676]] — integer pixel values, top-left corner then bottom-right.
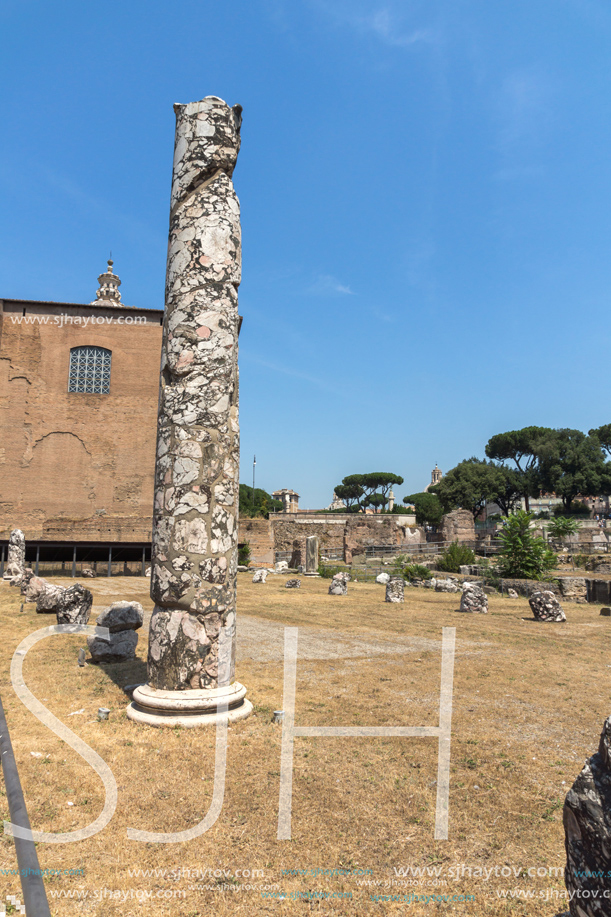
[[270, 513, 422, 565], [440, 509, 475, 543], [0, 299, 163, 542], [271, 517, 345, 566], [238, 517, 273, 565]]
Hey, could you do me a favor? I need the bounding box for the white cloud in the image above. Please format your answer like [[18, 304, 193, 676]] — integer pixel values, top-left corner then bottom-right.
[[309, 1, 437, 50], [307, 273, 354, 295]]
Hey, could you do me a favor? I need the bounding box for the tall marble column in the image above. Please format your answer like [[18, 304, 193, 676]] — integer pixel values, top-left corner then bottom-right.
[[127, 97, 252, 727]]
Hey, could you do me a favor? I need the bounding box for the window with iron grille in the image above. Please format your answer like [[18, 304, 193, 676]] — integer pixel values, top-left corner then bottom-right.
[[68, 346, 112, 394]]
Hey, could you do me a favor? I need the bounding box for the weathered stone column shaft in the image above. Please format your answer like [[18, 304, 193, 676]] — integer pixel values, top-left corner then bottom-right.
[[148, 97, 243, 692]]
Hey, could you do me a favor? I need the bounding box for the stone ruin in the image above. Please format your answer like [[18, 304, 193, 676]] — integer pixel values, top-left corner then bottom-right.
[[328, 572, 349, 596], [385, 576, 404, 603], [459, 582, 488, 614], [305, 536, 319, 575], [127, 97, 252, 727], [55, 584, 93, 626], [285, 578, 301, 589], [5, 529, 25, 578], [563, 715, 611, 915], [16, 569, 93, 625], [88, 601, 143, 663], [434, 577, 460, 594], [252, 568, 268, 583], [529, 590, 566, 622]]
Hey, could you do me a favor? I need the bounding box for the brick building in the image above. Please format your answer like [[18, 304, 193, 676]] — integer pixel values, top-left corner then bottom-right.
[[0, 261, 163, 570]]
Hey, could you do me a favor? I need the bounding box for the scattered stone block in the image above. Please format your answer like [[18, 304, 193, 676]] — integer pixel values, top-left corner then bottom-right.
[[600, 607, 611, 617], [285, 579, 301, 589], [275, 561, 289, 573], [56, 585, 93, 626], [96, 601, 143, 633], [507, 588, 519, 598], [385, 577, 405, 603], [81, 567, 96, 578], [87, 630, 139, 663], [459, 582, 488, 614], [529, 590, 566, 622], [376, 573, 390, 585], [435, 578, 459, 594], [329, 573, 348, 596], [21, 572, 47, 603], [252, 569, 268, 584], [36, 584, 66, 614], [564, 715, 611, 913]]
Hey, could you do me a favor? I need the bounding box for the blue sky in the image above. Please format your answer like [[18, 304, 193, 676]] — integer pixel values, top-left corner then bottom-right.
[[2, 0, 611, 507]]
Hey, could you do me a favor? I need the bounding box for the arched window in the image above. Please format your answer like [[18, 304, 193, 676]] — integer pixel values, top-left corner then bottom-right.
[[68, 346, 112, 394]]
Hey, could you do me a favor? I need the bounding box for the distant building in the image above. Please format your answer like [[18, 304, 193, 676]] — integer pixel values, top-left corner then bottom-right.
[[0, 261, 163, 566], [521, 494, 563, 515], [272, 489, 300, 513], [424, 464, 442, 492], [326, 491, 346, 511]]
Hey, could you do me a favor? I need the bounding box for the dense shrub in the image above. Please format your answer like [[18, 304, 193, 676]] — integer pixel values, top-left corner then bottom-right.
[[552, 501, 591, 517], [497, 511, 557, 579], [238, 543, 251, 566], [437, 541, 476, 573], [547, 516, 583, 539], [403, 564, 433, 582]]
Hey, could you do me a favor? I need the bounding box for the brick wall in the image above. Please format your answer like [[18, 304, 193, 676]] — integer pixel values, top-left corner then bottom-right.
[[238, 517, 273, 564]]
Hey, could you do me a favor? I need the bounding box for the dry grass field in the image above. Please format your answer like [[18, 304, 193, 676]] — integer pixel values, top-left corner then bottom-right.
[[0, 572, 609, 916]]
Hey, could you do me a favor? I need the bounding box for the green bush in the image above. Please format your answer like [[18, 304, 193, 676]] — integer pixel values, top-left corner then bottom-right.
[[403, 563, 433, 582], [552, 501, 591, 517], [547, 516, 583, 539], [237, 543, 251, 566], [437, 541, 476, 573], [497, 511, 557, 579]]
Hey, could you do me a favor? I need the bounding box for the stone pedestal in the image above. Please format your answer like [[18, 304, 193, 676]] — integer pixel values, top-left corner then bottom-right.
[[126, 96, 251, 728]]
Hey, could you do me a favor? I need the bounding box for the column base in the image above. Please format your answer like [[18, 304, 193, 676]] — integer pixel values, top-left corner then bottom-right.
[[126, 682, 253, 728]]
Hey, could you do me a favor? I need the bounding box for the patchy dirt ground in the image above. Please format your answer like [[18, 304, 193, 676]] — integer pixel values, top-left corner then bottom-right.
[[0, 572, 609, 916]]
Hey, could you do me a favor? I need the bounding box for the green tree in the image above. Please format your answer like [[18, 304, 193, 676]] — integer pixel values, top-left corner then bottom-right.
[[334, 481, 364, 511], [536, 429, 611, 511], [334, 472, 404, 512], [403, 492, 444, 526], [496, 511, 557, 579], [430, 458, 517, 520], [589, 423, 611, 459], [239, 484, 282, 519], [485, 426, 555, 511]]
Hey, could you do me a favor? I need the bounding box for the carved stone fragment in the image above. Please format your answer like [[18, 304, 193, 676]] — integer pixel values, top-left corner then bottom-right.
[[529, 590, 566, 622], [55, 585, 93, 626]]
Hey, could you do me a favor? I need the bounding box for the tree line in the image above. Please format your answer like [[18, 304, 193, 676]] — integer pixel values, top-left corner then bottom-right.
[[427, 425, 611, 520]]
